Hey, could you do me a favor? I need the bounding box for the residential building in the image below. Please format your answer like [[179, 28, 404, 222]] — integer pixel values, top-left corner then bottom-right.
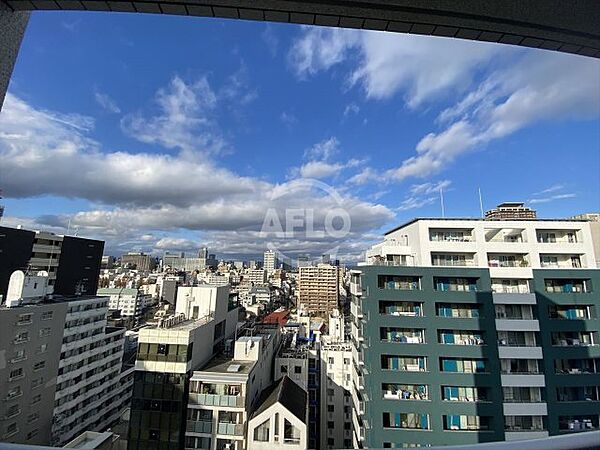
[[572, 213, 600, 266], [264, 250, 277, 275], [121, 252, 156, 271], [298, 264, 340, 315], [247, 376, 308, 450], [320, 338, 353, 450], [351, 215, 600, 448], [185, 326, 281, 450], [101, 256, 115, 269], [0, 226, 104, 300], [97, 288, 152, 318], [485, 202, 537, 220], [0, 270, 132, 447], [245, 268, 267, 286]]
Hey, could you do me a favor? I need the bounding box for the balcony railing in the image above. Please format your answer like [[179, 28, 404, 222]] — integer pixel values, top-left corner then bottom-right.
[[186, 420, 212, 434], [188, 393, 244, 408], [217, 422, 244, 436]]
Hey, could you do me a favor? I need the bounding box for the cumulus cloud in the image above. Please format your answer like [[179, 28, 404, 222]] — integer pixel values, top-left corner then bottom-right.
[[0, 90, 393, 258], [289, 28, 600, 185], [121, 75, 225, 155]]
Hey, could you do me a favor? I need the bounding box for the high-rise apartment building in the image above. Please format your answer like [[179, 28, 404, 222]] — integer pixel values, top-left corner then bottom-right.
[[264, 250, 277, 274], [0, 271, 132, 447], [298, 264, 339, 315], [0, 226, 104, 300], [351, 216, 600, 448], [485, 202, 537, 220]]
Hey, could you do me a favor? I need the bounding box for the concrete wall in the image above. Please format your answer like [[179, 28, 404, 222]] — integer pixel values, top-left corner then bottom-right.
[[0, 6, 29, 110]]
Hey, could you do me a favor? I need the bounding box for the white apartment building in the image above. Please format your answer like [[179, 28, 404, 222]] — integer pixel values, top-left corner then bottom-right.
[[263, 251, 277, 275], [185, 327, 281, 450], [97, 288, 152, 318], [365, 217, 598, 276], [0, 271, 132, 447], [52, 294, 133, 445], [244, 268, 267, 285]]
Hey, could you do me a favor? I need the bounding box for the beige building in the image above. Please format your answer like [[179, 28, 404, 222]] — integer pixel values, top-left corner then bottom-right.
[[298, 264, 339, 315]]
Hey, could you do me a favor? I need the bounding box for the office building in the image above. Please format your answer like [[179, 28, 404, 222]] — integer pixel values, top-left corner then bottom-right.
[[350, 215, 600, 448], [0, 270, 132, 447], [247, 376, 308, 450], [121, 252, 156, 271], [298, 264, 340, 315], [264, 250, 278, 275], [185, 326, 281, 450], [485, 202, 537, 220], [0, 226, 104, 301], [128, 284, 240, 450]]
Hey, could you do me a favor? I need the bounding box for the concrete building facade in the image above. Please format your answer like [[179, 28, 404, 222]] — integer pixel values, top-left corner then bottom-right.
[[298, 264, 340, 316], [351, 216, 600, 448]]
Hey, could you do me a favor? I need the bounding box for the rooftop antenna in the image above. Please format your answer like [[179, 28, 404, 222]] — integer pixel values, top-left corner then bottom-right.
[[440, 187, 445, 218], [478, 187, 485, 218]]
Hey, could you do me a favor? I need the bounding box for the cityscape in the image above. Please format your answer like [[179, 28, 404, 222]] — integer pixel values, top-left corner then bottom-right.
[[1, 2, 600, 450]]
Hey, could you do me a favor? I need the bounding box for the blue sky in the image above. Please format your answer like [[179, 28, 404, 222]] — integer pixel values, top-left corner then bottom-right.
[[1, 11, 599, 260]]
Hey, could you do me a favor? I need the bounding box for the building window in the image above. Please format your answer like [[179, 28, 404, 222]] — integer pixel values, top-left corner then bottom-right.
[[328, 357, 334, 364], [31, 394, 42, 405], [284, 419, 301, 444], [7, 386, 22, 400], [9, 368, 23, 380], [148, 430, 160, 441], [27, 412, 40, 423], [33, 361, 45, 371], [26, 429, 39, 440], [328, 421, 334, 429], [280, 365, 288, 373], [41, 311, 53, 320], [31, 377, 44, 389], [327, 405, 335, 412], [383, 412, 429, 430], [17, 313, 33, 324], [39, 328, 51, 338], [294, 366, 302, 374], [253, 419, 270, 442], [37, 344, 48, 354]]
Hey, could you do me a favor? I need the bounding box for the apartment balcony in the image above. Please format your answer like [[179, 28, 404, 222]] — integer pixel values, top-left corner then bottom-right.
[[217, 422, 245, 436], [430, 229, 474, 242], [380, 301, 423, 317], [485, 228, 526, 243], [488, 254, 530, 268], [431, 252, 476, 267], [186, 420, 212, 434], [537, 230, 580, 244], [501, 374, 546, 387], [381, 328, 425, 344], [552, 332, 596, 347], [188, 393, 245, 408], [540, 254, 584, 268]]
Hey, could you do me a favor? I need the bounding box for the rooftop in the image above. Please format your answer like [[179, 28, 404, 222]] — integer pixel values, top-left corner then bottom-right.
[[197, 353, 256, 375], [252, 376, 307, 423], [385, 216, 591, 236]]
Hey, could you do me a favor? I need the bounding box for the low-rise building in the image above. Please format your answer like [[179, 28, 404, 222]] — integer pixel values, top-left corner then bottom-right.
[[247, 376, 308, 450]]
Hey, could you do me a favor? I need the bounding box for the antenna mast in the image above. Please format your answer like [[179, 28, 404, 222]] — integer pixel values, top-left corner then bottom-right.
[[440, 187, 445, 218]]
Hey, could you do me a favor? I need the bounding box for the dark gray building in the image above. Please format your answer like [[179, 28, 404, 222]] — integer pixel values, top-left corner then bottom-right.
[[0, 226, 104, 300]]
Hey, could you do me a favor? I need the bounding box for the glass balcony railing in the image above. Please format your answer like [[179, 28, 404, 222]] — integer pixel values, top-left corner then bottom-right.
[[188, 393, 244, 407]]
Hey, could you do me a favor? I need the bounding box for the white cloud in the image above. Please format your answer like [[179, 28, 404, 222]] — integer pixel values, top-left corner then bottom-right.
[[289, 29, 600, 185], [94, 91, 121, 114], [343, 102, 360, 117], [289, 28, 501, 107], [304, 136, 340, 161], [121, 75, 225, 155], [396, 180, 450, 211], [387, 52, 600, 182], [0, 92, 394, 258], [280, 111, 298, 127], [299, 160, 345, 178], [261, 24, 279, 57], [529, 193, 576, 204], [288, 27, 359, 78]]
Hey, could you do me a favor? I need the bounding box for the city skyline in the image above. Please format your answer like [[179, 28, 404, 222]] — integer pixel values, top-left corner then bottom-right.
[[1, 11, 599, 260]]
